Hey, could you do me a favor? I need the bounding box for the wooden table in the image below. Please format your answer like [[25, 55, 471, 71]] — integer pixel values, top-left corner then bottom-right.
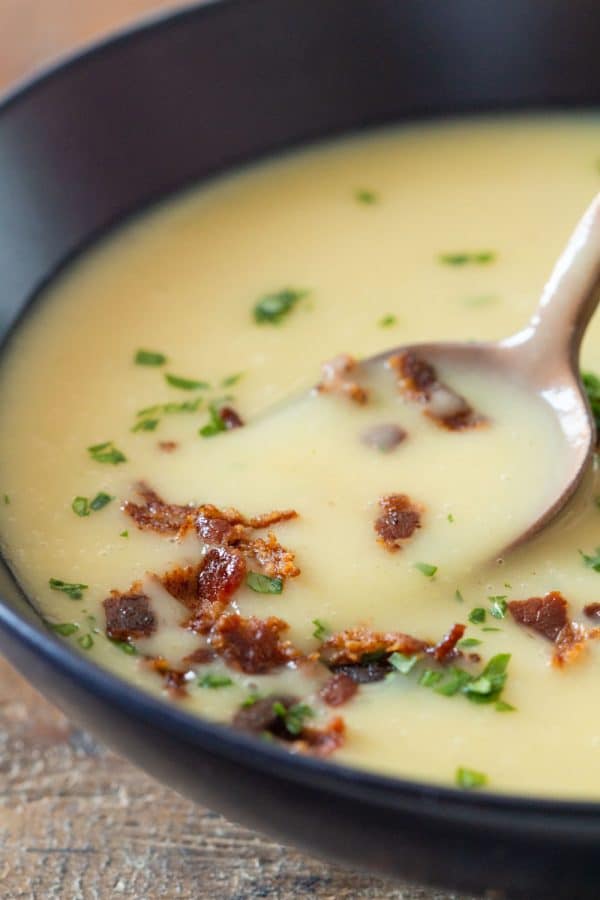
[[0, 3, 476, 897]]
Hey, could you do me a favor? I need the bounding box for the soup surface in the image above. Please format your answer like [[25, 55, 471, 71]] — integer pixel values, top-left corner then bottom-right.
[[3, 115, 600, 796]]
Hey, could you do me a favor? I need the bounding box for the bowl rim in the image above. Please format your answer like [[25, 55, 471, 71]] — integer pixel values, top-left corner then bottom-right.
[[1, 0, 600, 832]]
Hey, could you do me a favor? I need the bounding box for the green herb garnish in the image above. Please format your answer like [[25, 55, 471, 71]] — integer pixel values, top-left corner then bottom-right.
[[198, 403, 227, 438], [110, 639, 136, 655], [447, 513, 455, 523], [458, 638, 482, 648], [456, 766, 487, 790], [273, 701, 314, 736], [481, 627, 502, 632], [77, 633, 94, 650], [242, 692, 262, 708], [312, 619, 329, 640], [132, 417, 160, 432], [414, 562, 437, 578], [495, 700, 516, 712], [165, 373, 210, 391], [135, 349, 167, 366], [378, 314, 397, 328], [49, 578, 88, 600], [454, 589, 464, 603], [72, 496, 90, 517], [435, 667, 473, 696], [50, 622, 79, 636], [464, 653, 510, 704], [120, 530, 129, 538], [419, 669, 443, 687], [246, 572, 283, 594], [468, 607, 486, 624], [580, 547, 600, 572], [90, 492, 113, 511], [355, 188, 378, 205], [88, 441, 127, 465], [137, 397, 203, 417], [253, 288, 308, 325], [489, 596, 508, 619], [3, 494, 10, 505], [198, 673, 234, 689], [221, 372, 244, 387], [389, 652, 419, 674], [439, 251, 496, 266]]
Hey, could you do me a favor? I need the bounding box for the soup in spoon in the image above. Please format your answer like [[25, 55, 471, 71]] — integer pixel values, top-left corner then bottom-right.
[[2, 114, 600, 796]]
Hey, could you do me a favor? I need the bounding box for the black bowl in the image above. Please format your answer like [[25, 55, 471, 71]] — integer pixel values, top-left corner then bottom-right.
[[2, 2, 600, 897]]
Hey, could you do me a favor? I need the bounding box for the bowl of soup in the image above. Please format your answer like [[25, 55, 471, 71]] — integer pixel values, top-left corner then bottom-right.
[[2, 1, 600, 896]]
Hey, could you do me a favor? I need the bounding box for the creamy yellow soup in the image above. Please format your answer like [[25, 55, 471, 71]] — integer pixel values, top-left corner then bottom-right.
[[3, 114, 600, 796]]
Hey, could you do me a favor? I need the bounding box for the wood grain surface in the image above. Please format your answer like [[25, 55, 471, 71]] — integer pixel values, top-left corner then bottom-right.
[[0, 2, 478, 897]]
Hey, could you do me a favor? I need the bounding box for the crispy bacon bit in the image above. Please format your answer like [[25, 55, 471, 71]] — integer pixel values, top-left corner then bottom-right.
[[247, 509, 298, 529], [316, 353, 368, 405], [219, 406, 244, 430], [319, 626, 429, 667], [182, 645, 215, 665], [211, 613, 299, 674], [584, 603, 600, 621], [330, 660, 392, 683], [232, 694, 345, 757], [300, 717, 345, 757], [159, 548, 246, 634], [508, 591, 591, 667], [103, 590, 156, 642], [430, 623, 466, 663], [144, 657, 190, 697], [361, 423, 407, 452], [388, 350, 484, 430], [319, 672, 359, 706], [123, 482, 194, 535], [374, 494, 422, 551], [246, 532, 300, 579], [158, 441, 178, 453]]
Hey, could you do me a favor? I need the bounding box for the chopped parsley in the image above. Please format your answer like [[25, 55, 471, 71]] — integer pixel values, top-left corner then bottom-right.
[[88, 441, 127, 465], [273, 701, 314, 736], [135, 349, 167, 366], [198, 673, 234, 689], [90, 492, 113, 511], [447, 513, 455, 523], [72, 496, 90, 517], [454, 589, 464, 603], [3, 494, 9, 505], [132, 417, 160, 432], [120, 530, 129, 538], [439, 251, 496, 266], [242, 692, 262, 708], [246, 572, 283, 594], [198, 403, 227, 438], [312, 619, 330, 640], [72, 492, 113, 516], [49, 622, 79, 636], [165, 373, 210, 391], [582, 370, 600, 433], [137, 397, 203, 417], [463, 653, 510, 704], [414, 561, 437, 578], [489, 596, 508, 619], [355, 188, 378, 205], [49, 578, 87, 600], [482, 626, 502, 632], [221, 372, 244, 387], [419, 669, 442, 687], [580, 547, 600, 572], [389, 652, 419, 674], [458, 638, 482, 649], [435, 667, 473, 696], [378, 314, 397, 328], [77, 633, 94, 650], [109, 639, 136, 655], [456, 766, 487, 790], [495, 700, 516, 712], [253, 288, 308, 325], [468, 607, 486, 624]]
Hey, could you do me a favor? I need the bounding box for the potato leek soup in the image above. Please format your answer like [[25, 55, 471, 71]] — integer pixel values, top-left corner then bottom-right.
[[4, 115, 600, 796]]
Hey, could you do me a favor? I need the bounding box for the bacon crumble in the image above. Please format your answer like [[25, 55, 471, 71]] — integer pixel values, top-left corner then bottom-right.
[[219, 406, 244, 430], [584, 602, 600, 621], [158, 441, 179, 453], [388, 350, 485, 430], [232, 694, 345, 757], [319, 672, 359, 706], [430, 623, 466, 663], [319, 626, 429, 668], [123, 482, 194, 536], [508, 591, 591, 666], [103, 590, 156, 642], [316, 353, 368, 405], [374, 494, 422, 551], [210, 613, 299, 674], [144, 657, 191, 697]]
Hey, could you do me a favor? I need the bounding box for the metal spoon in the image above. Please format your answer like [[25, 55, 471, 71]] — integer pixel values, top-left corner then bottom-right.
[[363, 193, 600, 550]]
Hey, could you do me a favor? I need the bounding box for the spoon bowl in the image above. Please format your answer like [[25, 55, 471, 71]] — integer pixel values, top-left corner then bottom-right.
[[359, 193, 600, 551]]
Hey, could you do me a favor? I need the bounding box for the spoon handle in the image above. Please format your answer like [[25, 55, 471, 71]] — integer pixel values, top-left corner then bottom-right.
[[507, 193, 600, 374]]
